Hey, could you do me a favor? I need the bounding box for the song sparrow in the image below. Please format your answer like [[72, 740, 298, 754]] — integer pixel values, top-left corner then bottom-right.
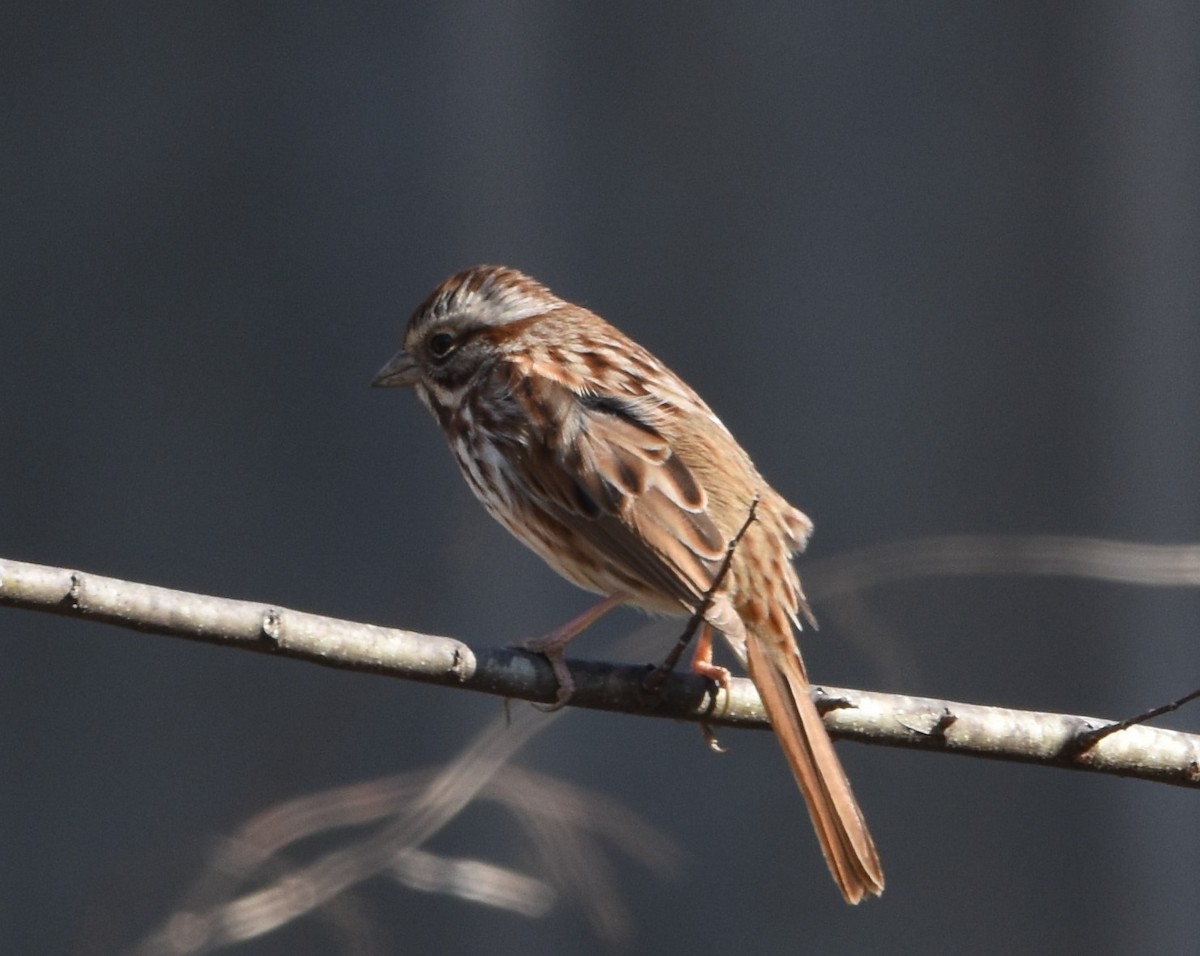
[[373, 266, 884, 903]]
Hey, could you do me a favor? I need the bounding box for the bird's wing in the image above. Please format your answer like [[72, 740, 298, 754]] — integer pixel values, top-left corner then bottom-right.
[[501, 366, 728, 608]]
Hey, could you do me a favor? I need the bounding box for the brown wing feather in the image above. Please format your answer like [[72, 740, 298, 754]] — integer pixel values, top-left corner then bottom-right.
[[505, 371, 726, 608]]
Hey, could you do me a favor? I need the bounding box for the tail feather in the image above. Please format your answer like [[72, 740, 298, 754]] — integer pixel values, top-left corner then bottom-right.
[[745, 633, 884, 904]]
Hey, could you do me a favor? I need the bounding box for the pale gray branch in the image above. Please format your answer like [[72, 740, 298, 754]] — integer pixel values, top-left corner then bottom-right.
[[3, 556, 1199, 789]]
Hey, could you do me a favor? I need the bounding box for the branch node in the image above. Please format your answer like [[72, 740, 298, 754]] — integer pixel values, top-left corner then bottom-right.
[[895, 708, 957, 740], [814, 687, 855, 714], [1058, 719, 1104, 760], [261, 607, 282, 643], [930, 708, 958, 737], [450, 645, 475, 682]]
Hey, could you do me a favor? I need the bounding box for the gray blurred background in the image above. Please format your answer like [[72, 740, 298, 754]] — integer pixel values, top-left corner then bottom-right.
[[4, 3, 1200, 954]]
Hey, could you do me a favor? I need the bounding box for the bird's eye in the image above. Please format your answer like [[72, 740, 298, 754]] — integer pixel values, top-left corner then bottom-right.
[[428, 331, 456, 360]]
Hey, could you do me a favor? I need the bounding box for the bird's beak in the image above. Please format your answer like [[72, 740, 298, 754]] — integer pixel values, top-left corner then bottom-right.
[[372, 349, 421, 388]]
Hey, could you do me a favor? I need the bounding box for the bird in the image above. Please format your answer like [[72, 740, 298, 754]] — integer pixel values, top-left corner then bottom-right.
[[373, 265, 883, 903]]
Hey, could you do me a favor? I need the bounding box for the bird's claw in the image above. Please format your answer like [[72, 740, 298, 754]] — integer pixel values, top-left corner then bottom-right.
[[514, 638, 576, 711]]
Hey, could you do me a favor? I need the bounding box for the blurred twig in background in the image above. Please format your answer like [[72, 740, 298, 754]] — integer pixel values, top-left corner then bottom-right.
[[807, 535, 1200, 690], [808, 534, 1200, 595], [131, 706, 680, 954]]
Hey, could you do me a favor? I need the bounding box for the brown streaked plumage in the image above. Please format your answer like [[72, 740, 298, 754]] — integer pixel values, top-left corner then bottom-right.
[[373, 265, 884, 903]]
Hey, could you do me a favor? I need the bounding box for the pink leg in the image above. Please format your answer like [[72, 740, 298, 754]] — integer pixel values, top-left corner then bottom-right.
[[690, 623, 732, 693], [690, 622, 732, 752], [518, 593, 627, 709]]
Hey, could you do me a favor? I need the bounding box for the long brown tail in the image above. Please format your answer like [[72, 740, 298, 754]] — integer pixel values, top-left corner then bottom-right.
[[744, 631, 885, 904]]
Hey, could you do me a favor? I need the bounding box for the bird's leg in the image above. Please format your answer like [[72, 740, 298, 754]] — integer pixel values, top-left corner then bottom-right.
[[645, 498, 759, 695], [516, 593, 627, 710], [689, 623, 732, 693]]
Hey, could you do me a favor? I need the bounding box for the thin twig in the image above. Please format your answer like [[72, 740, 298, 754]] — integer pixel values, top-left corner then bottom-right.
[[1066, 686, 1200, 756], [643, 495, 759, 693]]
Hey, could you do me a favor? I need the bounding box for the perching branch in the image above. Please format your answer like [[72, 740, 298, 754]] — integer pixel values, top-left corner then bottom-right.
[[3, 555, 1199, 789]]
